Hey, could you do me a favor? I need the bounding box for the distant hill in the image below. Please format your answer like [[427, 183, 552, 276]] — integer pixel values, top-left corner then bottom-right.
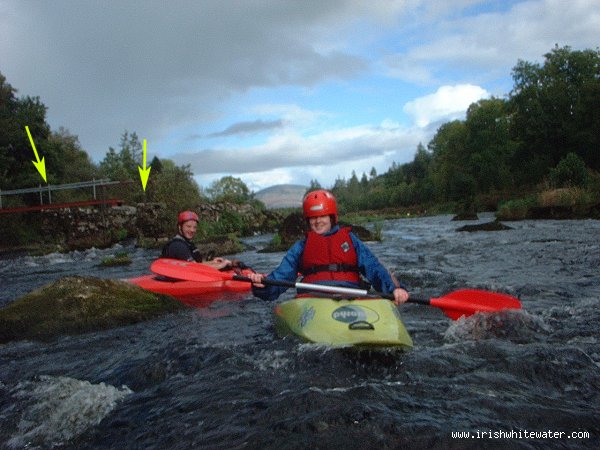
[[254, 184, 307, 209]]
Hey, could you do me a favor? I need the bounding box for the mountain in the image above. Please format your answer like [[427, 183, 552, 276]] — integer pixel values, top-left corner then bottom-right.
[[254, 184, 307, 209]]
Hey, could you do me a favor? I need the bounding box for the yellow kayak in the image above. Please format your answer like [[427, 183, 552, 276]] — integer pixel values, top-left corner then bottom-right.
[[273, 297, 413, 348]]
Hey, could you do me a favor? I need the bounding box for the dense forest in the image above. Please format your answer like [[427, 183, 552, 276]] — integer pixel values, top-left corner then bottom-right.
[[1, 45, 599, 225], [320, 46, 600, 215]]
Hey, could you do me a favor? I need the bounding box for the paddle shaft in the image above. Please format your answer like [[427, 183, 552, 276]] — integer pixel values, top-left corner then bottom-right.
[[231, 275, 430, 304]]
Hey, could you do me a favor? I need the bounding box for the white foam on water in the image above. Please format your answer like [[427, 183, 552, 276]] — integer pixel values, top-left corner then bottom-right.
[[2, 244, 131, 272], [8, 375, 132, 449], [249, 349, 291, 371]]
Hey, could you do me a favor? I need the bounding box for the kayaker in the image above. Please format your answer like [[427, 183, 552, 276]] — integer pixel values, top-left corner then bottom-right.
[[161, 210, 232, 270], [248, 190, 409, 305]]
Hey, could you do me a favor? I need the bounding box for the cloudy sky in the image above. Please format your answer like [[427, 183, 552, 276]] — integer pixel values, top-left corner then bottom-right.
[[2, 0, 598, 192]]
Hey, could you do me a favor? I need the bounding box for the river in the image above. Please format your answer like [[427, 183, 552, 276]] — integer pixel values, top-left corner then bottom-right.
[[0, 213, 598, 449]]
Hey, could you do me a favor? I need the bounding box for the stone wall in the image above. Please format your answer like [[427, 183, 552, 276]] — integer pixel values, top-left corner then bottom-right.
[[36, 202, 282, 250], [195, 202, 281, 235]]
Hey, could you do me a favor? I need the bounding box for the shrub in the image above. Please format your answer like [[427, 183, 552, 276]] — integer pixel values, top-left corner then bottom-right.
[[496, 197, 537, 220], [548, 153, 588, 188], [538, 187, 592, 207]]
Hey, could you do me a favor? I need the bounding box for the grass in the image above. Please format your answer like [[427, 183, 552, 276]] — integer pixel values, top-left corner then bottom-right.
[[497, 185, 600, 220], [538, 187, 592, 207]]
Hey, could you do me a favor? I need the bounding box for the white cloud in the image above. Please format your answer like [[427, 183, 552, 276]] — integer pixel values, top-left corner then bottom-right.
[[174, 120, 423, 174], [384, 0, 600, 86], [235, 168, 296, 192], [403, 84, 490, 127], [1, 1, 375, 158], [177, 82, 487, 191], [2, 0, 598, 192], [173, 117, 429, 191], [251, 104, 332, 131]]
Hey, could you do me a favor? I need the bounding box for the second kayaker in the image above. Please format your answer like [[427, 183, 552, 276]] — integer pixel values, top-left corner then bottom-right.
[[248, 189, 410, 305], [161, 210, 232, 270]]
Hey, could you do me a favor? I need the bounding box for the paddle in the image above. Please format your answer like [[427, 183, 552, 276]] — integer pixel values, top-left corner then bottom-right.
[[230, 275, 521, 320], [150, 258, 522, 320], [150, 258, 229, 282]]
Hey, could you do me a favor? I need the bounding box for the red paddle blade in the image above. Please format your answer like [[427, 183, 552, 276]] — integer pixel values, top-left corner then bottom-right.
[[430, 289, 522, 320], [150, 258, 232, 282]]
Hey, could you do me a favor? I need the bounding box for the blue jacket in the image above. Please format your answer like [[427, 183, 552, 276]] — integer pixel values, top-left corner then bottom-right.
[[252, 225, 405, 301]]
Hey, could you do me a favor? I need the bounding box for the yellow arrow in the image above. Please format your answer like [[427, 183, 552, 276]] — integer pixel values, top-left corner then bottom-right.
[[25, 125, 48, 182], [137, 138, 152, 191]]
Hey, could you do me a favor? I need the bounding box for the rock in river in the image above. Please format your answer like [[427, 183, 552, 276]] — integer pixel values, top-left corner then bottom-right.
[[0, 276, 186, 343]]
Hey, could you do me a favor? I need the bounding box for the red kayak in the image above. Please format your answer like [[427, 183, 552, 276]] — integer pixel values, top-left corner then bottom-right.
[[127, 261, 254, 307]]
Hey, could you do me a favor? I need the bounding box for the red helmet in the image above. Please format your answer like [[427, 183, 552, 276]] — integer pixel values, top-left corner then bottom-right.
[[303, 190, 337, 222], [178, 210, 199, 224]]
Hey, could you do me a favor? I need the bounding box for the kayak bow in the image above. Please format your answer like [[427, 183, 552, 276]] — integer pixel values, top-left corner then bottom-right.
[[274, 296, 413, 347]]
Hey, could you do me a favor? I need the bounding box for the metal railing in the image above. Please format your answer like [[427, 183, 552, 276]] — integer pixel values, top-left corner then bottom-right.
[[0, 179, 123, 209]]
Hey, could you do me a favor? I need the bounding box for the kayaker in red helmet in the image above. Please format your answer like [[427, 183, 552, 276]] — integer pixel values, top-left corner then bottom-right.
[[248, 189, 409, 304], [161, 210, 231, 270]]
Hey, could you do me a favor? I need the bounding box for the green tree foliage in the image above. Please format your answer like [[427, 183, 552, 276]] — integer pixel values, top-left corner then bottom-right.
[[306, 179, 322, 193], [509, 45, 600, 183], [428, 120, 470, 202], [97, 131, 204, 213], [145, 159, 202, 217], [47, 128, 98, 183], [206, 175, 251, 204], [99, 131, 142, 181], [97, 131, 149, 203], [0, 72, 100, 206], [326, 46, 598, 213], [548, 152, 589, 188], [0, 72, 52, 190], [463, 98, 516, 192]]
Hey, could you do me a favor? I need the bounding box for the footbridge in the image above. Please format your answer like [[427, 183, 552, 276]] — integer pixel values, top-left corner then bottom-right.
[[0, 179, 126, 214]]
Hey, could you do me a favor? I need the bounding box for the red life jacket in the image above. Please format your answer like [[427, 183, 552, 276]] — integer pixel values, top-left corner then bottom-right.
[[301, 227, 360, 284]]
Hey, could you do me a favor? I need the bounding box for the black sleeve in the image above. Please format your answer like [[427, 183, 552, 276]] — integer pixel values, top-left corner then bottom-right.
[[161, 240, 194, 261]]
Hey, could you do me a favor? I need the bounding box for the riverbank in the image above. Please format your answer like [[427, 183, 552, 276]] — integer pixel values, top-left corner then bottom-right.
[[0, 201, 282, 256], [2, 186, 599, 258]]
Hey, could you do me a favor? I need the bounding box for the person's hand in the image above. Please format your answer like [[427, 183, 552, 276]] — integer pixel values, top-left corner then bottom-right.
[[248, 272, 266, 288], [205, 257, 231, 270], [392, 287, 409, 305]]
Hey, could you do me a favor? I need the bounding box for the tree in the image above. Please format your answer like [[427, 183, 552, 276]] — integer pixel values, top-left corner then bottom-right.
[[146, 159, 202, 215], [463, 98, 515, 192], [306, 179, 322, 194], [99, 147, 128, 181], [427, 120, 469, 202], [99, 131, 142, 181], [206, 176, 251, 203], [46, 128, 99, 184], [359, 172, 368, 187], [0, 72, 20, 186], [119, 131, 142, 169], [548, 152, 588, 188], [509, 45, 600, 183], [0, 72, 51, 190]]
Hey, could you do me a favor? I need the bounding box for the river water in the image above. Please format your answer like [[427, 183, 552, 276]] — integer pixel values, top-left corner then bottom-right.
[[0, 213, 598, 449]]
